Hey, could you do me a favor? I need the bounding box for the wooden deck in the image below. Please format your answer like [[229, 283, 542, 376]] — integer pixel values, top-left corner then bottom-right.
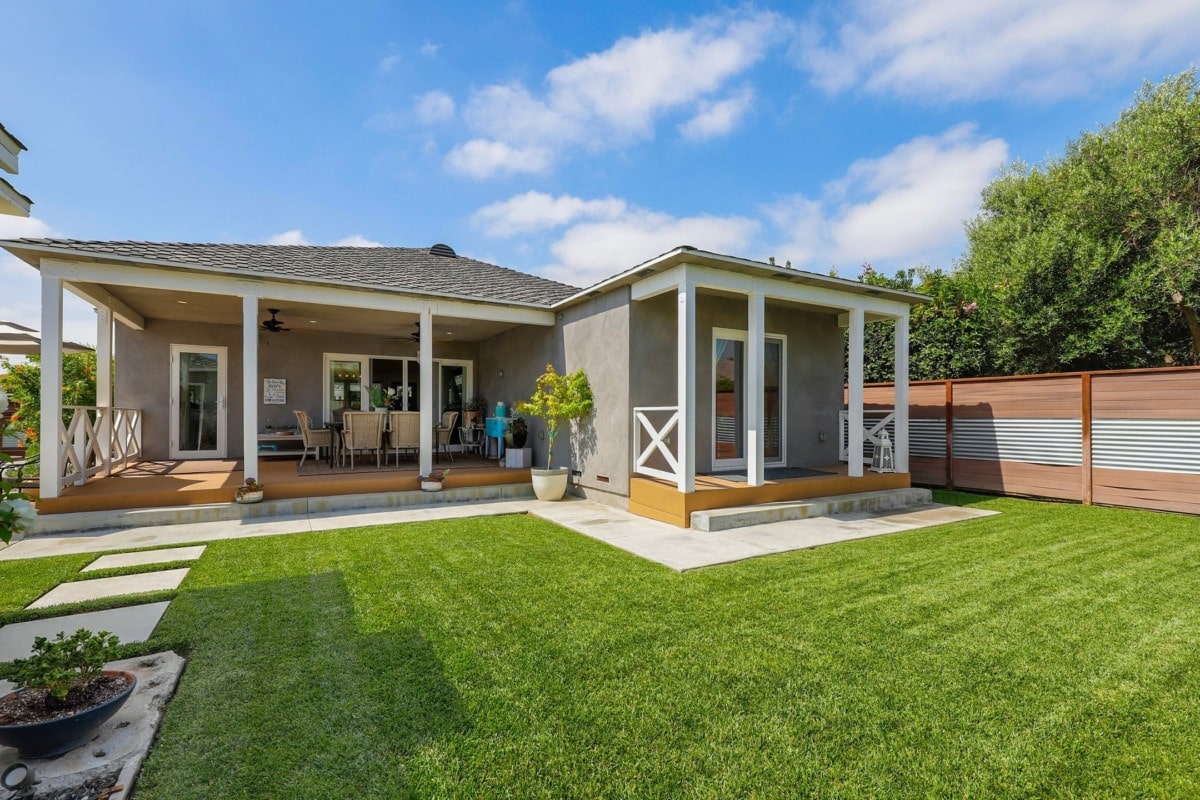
[[35, 455, 528, 515], [629, 464, 912, 527]]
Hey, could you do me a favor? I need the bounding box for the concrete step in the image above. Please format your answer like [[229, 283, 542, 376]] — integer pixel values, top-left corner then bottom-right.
[[690, 487, 934, 532]]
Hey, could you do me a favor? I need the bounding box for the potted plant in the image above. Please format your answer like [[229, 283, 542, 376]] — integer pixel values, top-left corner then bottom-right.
[[0, 629, 135, 758], [515, 364, 593, 501], [419, 468, 450, 492], [235, 477, 265, 504], [464, 393, 488, 428], [0, 450, 36, 544], [508, 416, 528, 448]]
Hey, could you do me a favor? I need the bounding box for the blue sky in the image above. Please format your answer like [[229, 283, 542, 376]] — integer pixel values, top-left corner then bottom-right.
[[3, 0, 1199, 344]]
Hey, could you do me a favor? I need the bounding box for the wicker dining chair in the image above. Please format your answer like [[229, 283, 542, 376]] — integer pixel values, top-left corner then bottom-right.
[[387, 411, 421, 465], [435, 410, 460, 462], [293, 410, 333, 468], [342, 411, 385, 469]]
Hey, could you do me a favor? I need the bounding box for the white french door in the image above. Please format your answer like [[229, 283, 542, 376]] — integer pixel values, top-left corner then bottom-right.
[[170, 344, 228, 459], [712, 329, 787, 471]]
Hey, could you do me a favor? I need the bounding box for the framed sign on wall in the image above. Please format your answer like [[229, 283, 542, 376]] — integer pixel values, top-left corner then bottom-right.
[[263, 378, 287, 405]]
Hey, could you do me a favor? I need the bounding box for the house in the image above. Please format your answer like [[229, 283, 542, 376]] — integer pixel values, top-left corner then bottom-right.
[[0, 239, 924, 526], [0, 122, 32, 217]]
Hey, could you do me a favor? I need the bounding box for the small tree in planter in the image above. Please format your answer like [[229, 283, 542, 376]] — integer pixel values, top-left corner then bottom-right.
[[515, 364, 593, 500], [0, 629, 136, 758]]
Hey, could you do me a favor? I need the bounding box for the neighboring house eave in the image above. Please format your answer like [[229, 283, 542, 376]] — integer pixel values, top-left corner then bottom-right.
[[0, 177, 31, 217], [0, 240, 560, 316], [0, 122, 26, 175], [553, 245, 930, 310]]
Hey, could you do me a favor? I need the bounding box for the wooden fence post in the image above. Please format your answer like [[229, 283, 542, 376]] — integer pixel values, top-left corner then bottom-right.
[[1082, 372, 1093, 505], [945, 379, 954, 490]]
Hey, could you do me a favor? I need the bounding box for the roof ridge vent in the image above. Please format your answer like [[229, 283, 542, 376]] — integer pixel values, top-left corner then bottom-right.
[[429, 243, 457, 258]]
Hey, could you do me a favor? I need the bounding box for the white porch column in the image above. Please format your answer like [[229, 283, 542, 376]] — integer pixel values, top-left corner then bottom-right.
[[418, 306, 434, 476], [241, 295, 259, 482], [39, 274, 63, 498], [746, 291, 765, 487], [894, 313, 910, 474], [677, 274, 695, 493], [96, 304, 113, 477], [847, 307, 865, 478]]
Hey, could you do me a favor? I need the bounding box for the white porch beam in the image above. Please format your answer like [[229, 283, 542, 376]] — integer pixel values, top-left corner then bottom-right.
[[677, 273, 696, 493], [847, 307, 865, 478], [894, 313, 910, 474], [746, 291, 765, 487], [65, 281, 144, 330], [242, 295, 259, 484], [43, 259, 555, 327], [39, 275, 63, 499], [630, 264, 687, 302], [638, 263, 912, 319], [96, 304, 113, 477], [419, 306, 434, 476]]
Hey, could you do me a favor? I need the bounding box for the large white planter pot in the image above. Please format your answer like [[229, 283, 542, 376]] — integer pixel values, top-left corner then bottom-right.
[[530, 467, 569, 501]]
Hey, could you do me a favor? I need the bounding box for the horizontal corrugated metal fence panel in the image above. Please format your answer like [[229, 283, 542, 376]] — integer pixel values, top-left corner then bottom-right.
[[952, 419, 1082, 466], [910, 419, 945, 457], [1093, 419, 1200, 475]]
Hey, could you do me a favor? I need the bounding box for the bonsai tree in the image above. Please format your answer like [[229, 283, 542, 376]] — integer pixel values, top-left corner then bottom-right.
[[515, 364, 594, 470], [8, 629, 121, 710]]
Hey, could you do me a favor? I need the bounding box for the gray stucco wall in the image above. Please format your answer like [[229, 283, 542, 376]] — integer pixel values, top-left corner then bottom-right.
[[116, 321, 478, 460], [627, 292, 843, 475]]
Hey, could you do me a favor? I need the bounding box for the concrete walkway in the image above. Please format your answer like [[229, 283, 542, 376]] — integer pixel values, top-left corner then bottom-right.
[[0, 497, 997, 571]]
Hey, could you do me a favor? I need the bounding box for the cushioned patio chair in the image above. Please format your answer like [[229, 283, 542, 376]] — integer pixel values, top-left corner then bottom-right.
[[435, 411, 459, 462], [387, 411, 421, 466], [293, 410, 333, 468], [342, 411, 385, 469]]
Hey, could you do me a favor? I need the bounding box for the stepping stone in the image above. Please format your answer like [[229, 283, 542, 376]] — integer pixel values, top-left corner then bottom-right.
[[83, 545, 206, 572], [28, 568, 190, 610], [0, 601, 172, 664]]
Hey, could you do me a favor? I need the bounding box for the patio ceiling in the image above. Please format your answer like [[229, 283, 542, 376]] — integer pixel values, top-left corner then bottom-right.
[[73, 282, 524, 343]]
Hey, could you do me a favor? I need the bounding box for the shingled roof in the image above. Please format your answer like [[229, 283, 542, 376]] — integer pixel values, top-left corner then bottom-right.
[[0, 239, 581, 307]]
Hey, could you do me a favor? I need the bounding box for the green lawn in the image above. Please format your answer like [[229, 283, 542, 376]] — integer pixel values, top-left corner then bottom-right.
[[3, 493, 1200, 798]]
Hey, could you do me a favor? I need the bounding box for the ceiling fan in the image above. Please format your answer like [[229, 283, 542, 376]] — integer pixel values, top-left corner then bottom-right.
[[383, 322, 421, 343], [261, 309, 291, 333]]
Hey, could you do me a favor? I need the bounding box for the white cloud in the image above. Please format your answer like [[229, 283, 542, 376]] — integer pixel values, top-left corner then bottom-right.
[[450, 10, 785, 176], [379, 54, 401, 74], [679, 87, 755, 141], [414, 90, 456, 125], [267, 230, 383, 247], [537, 207, 760, 287], [266, 229, 310, 245], [331, 234, 384, 247], [445, 139, 554, 179], [800, 0, 1200, 101], [420, 42, 441, 57], [768, 124, 1008, 270], [0, 216, 97, 349], [472, 191, 626, 237]]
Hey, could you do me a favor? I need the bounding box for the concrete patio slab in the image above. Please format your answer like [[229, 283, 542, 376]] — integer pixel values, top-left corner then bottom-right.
[[83, 545, 207, 572], [0, 601, 171, 664], [28, 569, 191, 609], [0, 495, 999, 573]]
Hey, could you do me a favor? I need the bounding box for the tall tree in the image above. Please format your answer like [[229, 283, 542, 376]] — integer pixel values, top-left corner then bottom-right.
[[962, 71, 1200, 370]]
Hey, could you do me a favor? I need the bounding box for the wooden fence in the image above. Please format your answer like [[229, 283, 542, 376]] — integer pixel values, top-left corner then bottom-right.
[[852, 366, 1200, 516]]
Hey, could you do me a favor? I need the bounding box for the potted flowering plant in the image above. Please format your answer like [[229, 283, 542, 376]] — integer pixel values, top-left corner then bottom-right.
[[0, 629, 135, 758], [419, 468, 450, 492], [0, 451, 36, 544], [235, 477, 265, 504]]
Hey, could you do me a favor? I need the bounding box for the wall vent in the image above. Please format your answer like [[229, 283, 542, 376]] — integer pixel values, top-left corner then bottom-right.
[[429, 243, 457, 258]]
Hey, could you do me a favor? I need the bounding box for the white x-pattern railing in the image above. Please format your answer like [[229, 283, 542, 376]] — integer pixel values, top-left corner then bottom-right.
[[839, 409, 896, 464], [57, 406, 143, 490], [633, 405, 681, 483]]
